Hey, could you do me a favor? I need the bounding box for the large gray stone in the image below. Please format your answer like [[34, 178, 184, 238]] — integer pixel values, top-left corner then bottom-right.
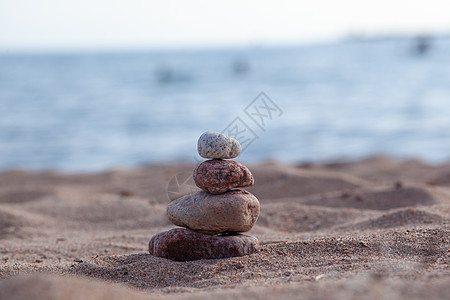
[[148, 228, 259, 261], [197, 131, 241, 159], [167, 190, 260, 234]]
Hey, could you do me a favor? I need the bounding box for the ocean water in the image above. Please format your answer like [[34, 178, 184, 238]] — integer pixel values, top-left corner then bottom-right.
[[1, 37, 450, 172]]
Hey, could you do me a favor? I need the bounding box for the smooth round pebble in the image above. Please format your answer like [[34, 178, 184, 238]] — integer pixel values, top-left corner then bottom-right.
[[148, 228, 259, 261], [193, 159, 254, 194], [197, 131, 241, 159], [167, 190, 260, 234]]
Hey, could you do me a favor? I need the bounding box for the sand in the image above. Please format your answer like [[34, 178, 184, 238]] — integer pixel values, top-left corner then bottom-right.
[[0, 156, 449, 299]]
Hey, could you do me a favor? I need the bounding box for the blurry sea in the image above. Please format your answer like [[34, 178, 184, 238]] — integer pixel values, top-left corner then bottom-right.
[[1, 37, 450, 172]]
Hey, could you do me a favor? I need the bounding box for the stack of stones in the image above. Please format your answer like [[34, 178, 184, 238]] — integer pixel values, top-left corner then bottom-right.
[[148, 131, 260, 261]]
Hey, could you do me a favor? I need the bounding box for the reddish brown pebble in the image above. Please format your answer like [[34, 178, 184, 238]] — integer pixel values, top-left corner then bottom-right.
[[193, 160, 254, 194], [148, 228, 259, 261], [167, 190, 260, 234]]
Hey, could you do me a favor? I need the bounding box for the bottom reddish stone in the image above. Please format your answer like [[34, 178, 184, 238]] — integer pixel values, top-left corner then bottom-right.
[[148, 228, 259, 261]]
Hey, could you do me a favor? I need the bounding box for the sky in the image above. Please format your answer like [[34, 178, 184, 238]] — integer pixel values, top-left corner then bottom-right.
[[1, 0, 450, 51]]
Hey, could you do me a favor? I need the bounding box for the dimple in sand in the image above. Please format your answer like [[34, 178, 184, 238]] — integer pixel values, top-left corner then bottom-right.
[[148, 131, 260, 261]]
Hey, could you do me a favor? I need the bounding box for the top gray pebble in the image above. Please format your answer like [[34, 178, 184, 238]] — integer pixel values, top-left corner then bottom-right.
[[197, 131, 241, 159]]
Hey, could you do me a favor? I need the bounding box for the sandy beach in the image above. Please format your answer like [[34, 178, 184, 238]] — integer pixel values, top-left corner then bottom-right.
[[0, 156, 449, 299]]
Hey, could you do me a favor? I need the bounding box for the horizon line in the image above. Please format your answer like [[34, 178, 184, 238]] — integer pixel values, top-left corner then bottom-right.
[[1, 32, 449, 55]]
